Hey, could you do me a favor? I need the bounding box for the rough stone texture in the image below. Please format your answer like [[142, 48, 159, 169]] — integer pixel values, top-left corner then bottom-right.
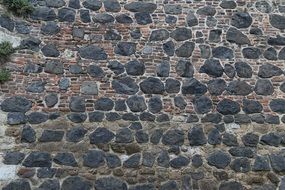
[[1, 1, 285, 189]]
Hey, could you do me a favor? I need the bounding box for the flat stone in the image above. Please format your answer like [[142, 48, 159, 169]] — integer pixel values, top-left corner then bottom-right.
[[90, 127, 114, 144], [81, 81, 98, 95], [207, 150, 231, 169], [28, 112, 48, 124], [4, 151, 25, 165], [150, 129, 163, 144], [115, 128, 133, 143], [217, 99, 240, 115], [270, 99, 285, 113], [104, 29, 121, 40], [170, 156, 190, 169], [115, 14, 133, 24], [197, 5, 216, 16], [160, 181, 178, 190], [1, 96, 32, 112], [231, 12, 252, 28], [229, 147, 255, 158], [20, 37, 42, 51], [73, 28, 84, 39], [62, 176, 92, 190], [201, 113, 222, 124], [94, 98, 114, 111], [268, 35, 285, 46], [261, 132, 282, 146], [95, 176, 127, 190], [23, 151, 52, 167], [220, 1, 237, 9], [45, 60, 63, 74], [26, 81, 46, 93], [67, 113, 87, 123], [7, 112, 27, 125], [37, 168, 56, 178], [200, 58, 223, 77], [219, 181, 243, 190], [79, 45, 107, 60]]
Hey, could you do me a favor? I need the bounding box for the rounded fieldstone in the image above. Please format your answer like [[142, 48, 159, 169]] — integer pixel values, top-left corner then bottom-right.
[[250, 27, 263, 35], [279, 47, 285, 60], [170, 156, 190, 169], [106, 153, 121, 168], [148, 96, 163, 114], [62, 176, 92, 190], [45, 60, 63, 74], [66, 126, 87, 143], [26, 81, 46, 93], [41, 21, 60, 35], [254, 79, 274, 96], [69, 0, 80, 9], [157, 150, 170, 167], [231, 12, 252, 28], [150, 29, 169, 41], [37, 167, 56, 178], [160, 181, 178, 190], [38, 179, 60, 190], [80, 10, 91, 23], [165, 15, 177, 24], [219, 181, 243, 190], [226, 27, 250, 45], [115, 14, 133, 24], [182, 78, 207, 95], [23, 151, 52, 167], [54, 152, 78, 167], [150, 129, 163, 144], [268, 35, 285, 46], [125, 60, 145, 76], [20, 37, 41, 51], [220, 1, 237, 9], [67, 113, 87, 123], [156, 60, 170, 77], [79, 45, 107, 60], [93, 13, 114, 23], [1, 96, 32, 112], [126, 95, 147, 112], [176, 59, 194, 78], [208, 128, 221, 145], [21, 125, 36, 143], [230, 158, 251, 173], [217, 99, 240, 115], [175, 41, 195, 57], [7, 112, 27, 125], [192, 154, 203, 167], [227, 80, 253, 96], [171, 28, 192, 41], [0, 15, 14, 31], [39, 130, 64, 142], [95, 176, 127, 190], [242, 47, 262, 59], [31, 7, 57, 21], [164, 4, 182, 15], [27, 112, 48, 124], [199, 59, 223, 77], [188, 126, 207, 146], [104, 29, 122, 40], [165, 78, 180, 93], [116, 128, 133, 143], [124, 2, 156, 13], [194, 96, 212, 114], [207, 79, 226, 95], [206, 16, 217, 27], [135, 12, 152, 25], [89, 111, 104, 122], [83, 149, 105, 168], [243, 99, 263, 114], [261, 132, 282, 147], [41, 44, 60, 57], [58, 7, 76, 22], [270, 151, 285, 172], [112, 77, 139, 95], [163, 40, 175, 56], [201, 113, 222, 124], [174, 96, 187, 110], [235, 62, 252, 78], [90, 127, 115, 144], [83, 0, 102, 11], [222, 133, 238, 146], [140, 77, 164, 94], [140, 112, 155, 121], [162, 129, 184, 146], [2, 179, 31, 190], [69, 96, 85, 112], [242, 132, 259, 147], [229, 147, 255, 158], [209, 29, 222, 42], [269, 14, 285, 30], [186, 11, 198, 26], [123, 153, 141, 168], [253, 156, 271, 171], [94, 98, 114, 111], [59, 77, 70, 90], [4, 151, 25, 165], [135, 130, 149, 143], [212, 46, 234, 59], [224, 64, 236, 78], [264, 47, 278, 60], [207, 150, 231, 169], [197, 5, 216, 16], [199, 44, 211, 59], [258, 63, 283, 78], [103, 0, 120, 12]]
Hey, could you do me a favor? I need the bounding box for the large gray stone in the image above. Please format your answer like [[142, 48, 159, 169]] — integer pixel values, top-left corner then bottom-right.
[[1, 96, 32, 112], [79, 45, 107, 60], [95, 176, 127, 190]]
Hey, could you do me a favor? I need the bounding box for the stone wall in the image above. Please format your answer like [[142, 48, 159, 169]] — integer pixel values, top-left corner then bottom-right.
[[0, 0, 285, 189]]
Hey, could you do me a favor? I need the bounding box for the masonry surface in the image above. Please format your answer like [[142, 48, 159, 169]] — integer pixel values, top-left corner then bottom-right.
[[0, 0, 285, 189]]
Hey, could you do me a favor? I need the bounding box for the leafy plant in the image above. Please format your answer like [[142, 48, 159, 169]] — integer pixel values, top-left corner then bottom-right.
[[0, 69, 11, 83], [0, 41, 15, 63], [2, 0, 34, 17]]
